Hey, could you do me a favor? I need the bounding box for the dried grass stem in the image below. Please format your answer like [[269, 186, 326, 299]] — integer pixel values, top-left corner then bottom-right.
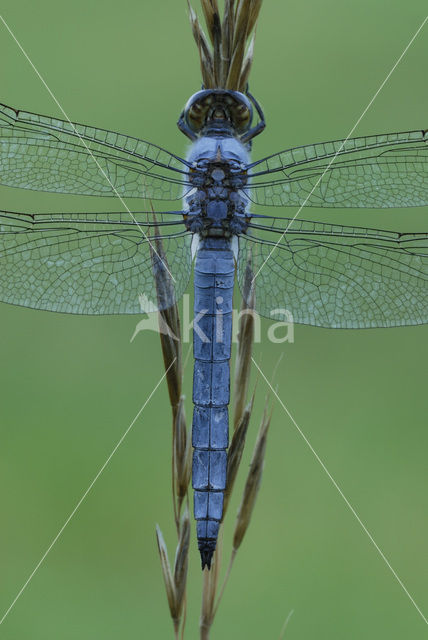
[[189, 0, 262, 90]]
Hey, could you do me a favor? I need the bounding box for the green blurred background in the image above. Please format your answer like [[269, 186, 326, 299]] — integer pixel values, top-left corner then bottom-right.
[[0, 1, 427, 638]]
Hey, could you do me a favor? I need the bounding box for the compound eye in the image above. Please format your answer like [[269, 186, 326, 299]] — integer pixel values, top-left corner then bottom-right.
[[187, 97, 212, 133], [232, 103, 251, 133]]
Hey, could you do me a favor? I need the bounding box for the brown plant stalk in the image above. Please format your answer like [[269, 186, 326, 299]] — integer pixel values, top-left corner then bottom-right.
[[151, 223, 191, 638]]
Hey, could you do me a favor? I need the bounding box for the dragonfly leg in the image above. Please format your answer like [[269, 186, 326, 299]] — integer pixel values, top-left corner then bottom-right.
[[240, 89, 266, 144], [177, 110, 198, 141]]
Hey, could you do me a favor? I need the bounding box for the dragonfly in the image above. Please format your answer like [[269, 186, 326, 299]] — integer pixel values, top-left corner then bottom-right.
[[1, 83, 427, 568]]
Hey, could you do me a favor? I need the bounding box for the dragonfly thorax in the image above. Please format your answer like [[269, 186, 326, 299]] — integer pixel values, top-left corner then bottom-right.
[[185, 145, 249, 238]]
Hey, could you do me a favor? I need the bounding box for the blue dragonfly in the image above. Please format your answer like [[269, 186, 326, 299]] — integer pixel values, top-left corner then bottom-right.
[[0, 85, 427, 568]]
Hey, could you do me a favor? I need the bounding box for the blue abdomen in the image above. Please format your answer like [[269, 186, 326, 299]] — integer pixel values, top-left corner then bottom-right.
[[192, 237, 235, 569]]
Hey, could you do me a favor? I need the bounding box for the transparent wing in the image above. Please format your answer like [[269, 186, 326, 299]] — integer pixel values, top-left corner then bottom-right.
[[0, 210, 191, 314], [0, 103, 191, 200], [237, 218, 428, 328], [246, 130, 428, 207]]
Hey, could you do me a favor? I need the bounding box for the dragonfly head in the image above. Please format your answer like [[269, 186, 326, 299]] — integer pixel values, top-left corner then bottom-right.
[[180, 89, 253, 139]]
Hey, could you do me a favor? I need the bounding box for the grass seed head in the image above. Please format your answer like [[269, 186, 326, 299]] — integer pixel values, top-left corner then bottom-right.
[[156, 513, 191, 633], [223, 394, 254, 517], [233, 256, 255, 429], [150, 221, 183, 411], [233, 405, 271, 553], [189, 0, 262, 90], [155, 525, 179, 631], [188, 1, 215, 88], [200, 0, 220, 45], [173, 396, 192, 509], [237, 31, 255, 92], [200, 0, 222, 86], [174, 507, 191, 617]]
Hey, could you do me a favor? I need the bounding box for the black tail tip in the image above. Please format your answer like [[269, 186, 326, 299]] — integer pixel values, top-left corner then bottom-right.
[[199, 541, 216, 570]]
